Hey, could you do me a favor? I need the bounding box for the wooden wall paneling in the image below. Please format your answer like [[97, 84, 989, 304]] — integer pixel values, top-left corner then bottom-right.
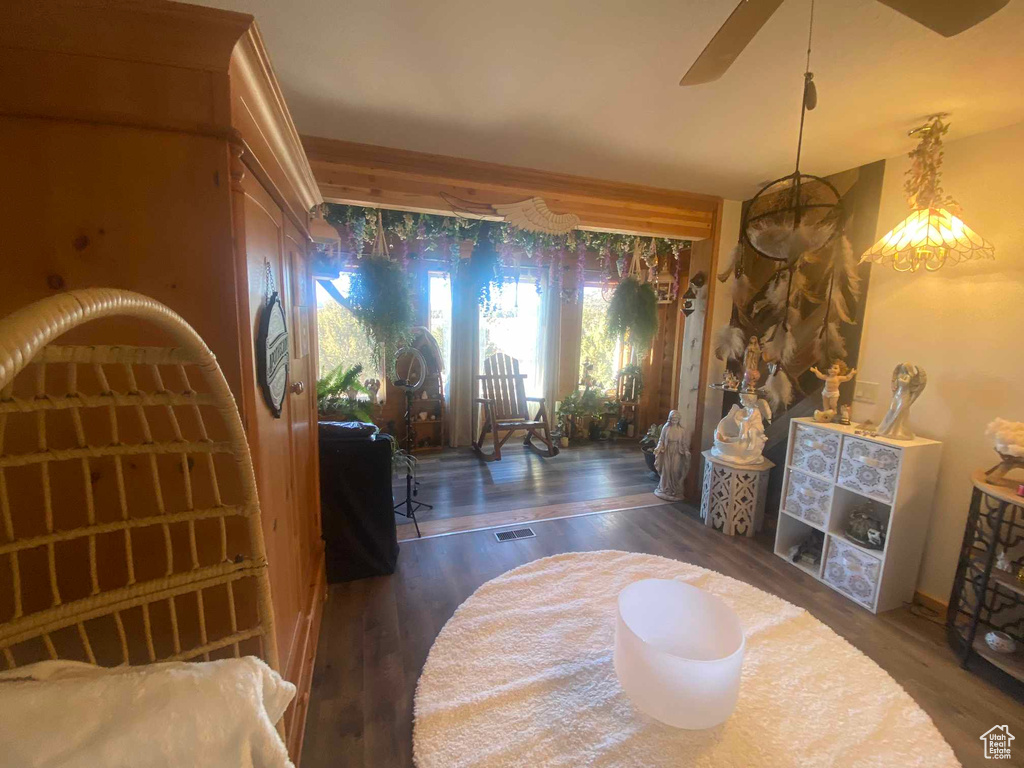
[[302, 136, 720, 241], [0, 117, 243, 395]]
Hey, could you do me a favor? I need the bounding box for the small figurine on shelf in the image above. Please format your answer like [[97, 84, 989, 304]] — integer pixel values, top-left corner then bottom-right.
[[741, 336, 762, 390], [722, 369, 740, 391], [838, 404, 852, 426], [653, 410, 690, 501], [810, 360, 857, 422], [877, 363, 927, 440], [364, 379, 381, 402], [845, 502, 887, 550], [995, 547, 1012, 573]]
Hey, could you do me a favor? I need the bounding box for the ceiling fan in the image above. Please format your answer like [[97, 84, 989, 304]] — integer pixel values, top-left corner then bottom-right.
[[680, 0, 1010, 86]]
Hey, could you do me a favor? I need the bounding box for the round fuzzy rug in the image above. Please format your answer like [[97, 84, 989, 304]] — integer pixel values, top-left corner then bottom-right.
[[413, 550, 959, 768]]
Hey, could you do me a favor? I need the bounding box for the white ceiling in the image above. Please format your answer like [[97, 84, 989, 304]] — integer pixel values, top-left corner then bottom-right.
[[205, 0, 1024, 200]]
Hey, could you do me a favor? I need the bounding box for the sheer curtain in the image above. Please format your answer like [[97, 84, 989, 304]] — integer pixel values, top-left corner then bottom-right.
[[536, 269, 562, 417], [447, 264, 479, 447]]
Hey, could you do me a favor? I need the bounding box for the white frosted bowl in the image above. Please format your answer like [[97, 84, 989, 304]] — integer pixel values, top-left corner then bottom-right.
[[614, 578, 745, 729]]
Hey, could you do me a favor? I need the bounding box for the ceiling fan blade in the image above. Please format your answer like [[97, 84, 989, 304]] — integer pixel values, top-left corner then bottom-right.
[[875, 0, 1010, 37], [680, 0, 785, 86]]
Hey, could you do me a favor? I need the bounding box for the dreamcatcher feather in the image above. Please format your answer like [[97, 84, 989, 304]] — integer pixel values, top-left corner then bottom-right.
[[839, 235, 861, 299], [717, 243, 742, 282], [763, 367, 794, 410], [761, 322, 797, 366], [733, 272, 753, 308], [753, 269, 786, 315], [713, 325, 746, 361], [747, 220, 831, 265], [717, 242, 755, 310], [816, 234, 858, 363]]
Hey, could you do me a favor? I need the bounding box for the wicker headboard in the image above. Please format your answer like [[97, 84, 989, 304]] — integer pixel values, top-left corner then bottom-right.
[[0, 289, 278, 673]]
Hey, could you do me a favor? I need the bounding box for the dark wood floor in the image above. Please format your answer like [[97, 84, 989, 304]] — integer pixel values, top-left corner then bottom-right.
[[394, 441, 654, 525], [304, 504, 1023, 768]]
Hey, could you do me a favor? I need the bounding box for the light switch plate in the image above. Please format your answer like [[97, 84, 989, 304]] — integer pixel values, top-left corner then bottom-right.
[[854, 380, 880, 404]]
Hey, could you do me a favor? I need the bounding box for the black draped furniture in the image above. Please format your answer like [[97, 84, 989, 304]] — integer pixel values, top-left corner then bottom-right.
[[318, 421, 399, 582]]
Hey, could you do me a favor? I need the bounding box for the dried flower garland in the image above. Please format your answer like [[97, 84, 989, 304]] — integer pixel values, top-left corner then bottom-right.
[[316, 203, 690, 310]]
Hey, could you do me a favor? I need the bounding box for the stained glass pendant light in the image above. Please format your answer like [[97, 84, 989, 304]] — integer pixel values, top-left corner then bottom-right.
[[862, 114, 994, 273]]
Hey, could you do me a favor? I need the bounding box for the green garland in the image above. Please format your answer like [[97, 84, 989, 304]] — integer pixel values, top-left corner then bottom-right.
[[320, 203, 689, 270]]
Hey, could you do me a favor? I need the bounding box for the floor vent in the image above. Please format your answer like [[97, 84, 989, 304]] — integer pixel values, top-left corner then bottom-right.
[[495, 527, 536, 542]]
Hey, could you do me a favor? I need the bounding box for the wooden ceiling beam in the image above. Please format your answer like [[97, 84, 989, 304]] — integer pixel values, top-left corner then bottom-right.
[[302, 136, 720, 240]]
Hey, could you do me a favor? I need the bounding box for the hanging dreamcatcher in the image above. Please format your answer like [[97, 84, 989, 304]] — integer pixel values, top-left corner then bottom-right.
[[715, 0, 859, 411], [741, 0, 841, 266]]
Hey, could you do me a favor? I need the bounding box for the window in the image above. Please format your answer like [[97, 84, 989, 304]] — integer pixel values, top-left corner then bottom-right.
[[428, 272, 452, 377], [479, 277, 542, 397], [579, 285, 621, 392], [315, 273, 378, 383]]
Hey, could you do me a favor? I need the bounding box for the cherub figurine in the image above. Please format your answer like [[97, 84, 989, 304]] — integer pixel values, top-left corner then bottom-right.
[[810, 360, 856, 422]]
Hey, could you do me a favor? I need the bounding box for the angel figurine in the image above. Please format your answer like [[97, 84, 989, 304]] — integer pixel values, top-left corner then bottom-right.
[[712, 390, 772, 465], [654, 410, 690, 501], [810, 360, 857, 422], [877, 363, 927, 440]]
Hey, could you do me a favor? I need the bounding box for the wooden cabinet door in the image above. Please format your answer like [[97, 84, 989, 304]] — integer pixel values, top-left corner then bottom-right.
[[235, 168, 323, 759], [237, 172, 301, 664]]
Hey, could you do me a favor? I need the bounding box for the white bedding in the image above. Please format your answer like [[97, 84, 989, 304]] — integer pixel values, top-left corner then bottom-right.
[[0, 656, 295, 768]]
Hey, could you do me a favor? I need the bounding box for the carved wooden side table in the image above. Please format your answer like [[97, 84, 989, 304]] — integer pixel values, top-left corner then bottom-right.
[[700, 451, 775, 537]]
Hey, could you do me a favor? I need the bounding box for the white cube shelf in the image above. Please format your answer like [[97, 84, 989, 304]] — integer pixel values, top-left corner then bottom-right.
[[773, 418, 942, 613]]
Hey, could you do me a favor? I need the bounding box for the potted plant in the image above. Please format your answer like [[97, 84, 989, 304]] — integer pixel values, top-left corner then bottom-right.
[[556, 388, 604, 442], [615, 364, 644, 402], [639, 423, 662, 475], [317, 364, 375, 422]]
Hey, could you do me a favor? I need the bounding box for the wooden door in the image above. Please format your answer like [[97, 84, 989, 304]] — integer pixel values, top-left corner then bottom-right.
[[280, 221, 323, 753], [234, 168, 323, 758]]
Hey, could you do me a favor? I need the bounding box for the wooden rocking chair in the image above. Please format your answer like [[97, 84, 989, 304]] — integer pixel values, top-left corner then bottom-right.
[[474, 353, 558, 462]]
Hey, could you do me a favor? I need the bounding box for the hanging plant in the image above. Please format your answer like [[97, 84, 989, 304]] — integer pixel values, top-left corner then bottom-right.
[[348, 256, 414, 371], [463, 221, 504, 313], [606, 276, 658, 350]]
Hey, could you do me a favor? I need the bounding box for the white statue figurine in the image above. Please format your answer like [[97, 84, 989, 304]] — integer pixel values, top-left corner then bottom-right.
[[712, 390, 772, 465], [810, 360, 856, 422], [877, 363, 927, 441], [741, 336, 762, 391], [654, 410, 690, 501]]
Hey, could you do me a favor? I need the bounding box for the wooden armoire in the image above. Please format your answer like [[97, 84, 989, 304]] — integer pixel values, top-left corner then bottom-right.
[[0, 0, 324, 759]]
